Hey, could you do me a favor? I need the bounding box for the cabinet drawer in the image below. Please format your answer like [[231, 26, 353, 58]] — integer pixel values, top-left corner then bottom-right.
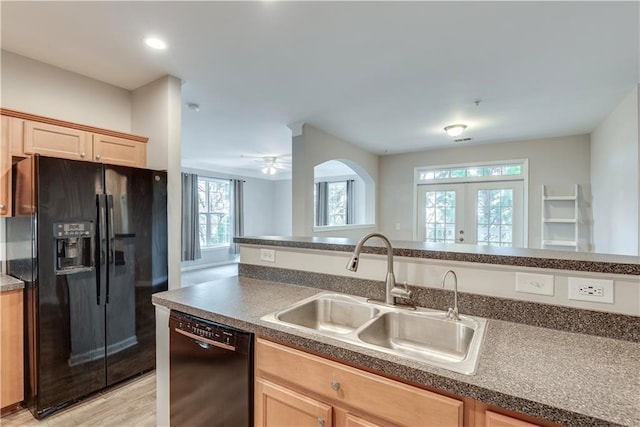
[[256, 339, 463, 427], [484, 411, 542, 427]]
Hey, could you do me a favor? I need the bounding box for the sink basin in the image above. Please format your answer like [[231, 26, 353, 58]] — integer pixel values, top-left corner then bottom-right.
[[262, 292, 487, 375], [357, 311, 475, 362], [275, 295, 379, 334]]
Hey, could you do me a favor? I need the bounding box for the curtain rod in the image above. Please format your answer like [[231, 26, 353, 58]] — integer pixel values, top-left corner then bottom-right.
[[182, 172, 245, 183]]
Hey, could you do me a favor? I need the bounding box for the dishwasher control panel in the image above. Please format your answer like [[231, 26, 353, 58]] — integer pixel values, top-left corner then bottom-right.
[[170, 311, 237, 348]]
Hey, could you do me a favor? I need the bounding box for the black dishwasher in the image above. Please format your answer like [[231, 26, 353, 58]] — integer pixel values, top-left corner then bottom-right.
[[169, 310, 253, 426]]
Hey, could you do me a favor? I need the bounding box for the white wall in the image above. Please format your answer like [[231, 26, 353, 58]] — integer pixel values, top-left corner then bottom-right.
[[379, 135, 592, 249], [1, 51, 132, 131], [272, 180, 293, 236], [292, 124, 379, 239], [591, 85, 639, 256], [131, 76, 182, 290]]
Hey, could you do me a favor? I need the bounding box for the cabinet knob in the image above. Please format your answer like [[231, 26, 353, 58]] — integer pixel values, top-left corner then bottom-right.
[[96, 154, 101, 160], [0, 204, 5, 210], [331, 380, 340, 391], [317, 418, 325, 427], [80, 152, 86, 158]]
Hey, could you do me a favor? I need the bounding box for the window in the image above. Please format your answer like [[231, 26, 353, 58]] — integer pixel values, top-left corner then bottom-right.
[[418, 163, 523, 182], [315, 180, 354, 226], [197, 177, 231, 248], [416, 160, 527, 247]]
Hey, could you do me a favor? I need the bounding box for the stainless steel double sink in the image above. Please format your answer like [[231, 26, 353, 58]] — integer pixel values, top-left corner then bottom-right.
[[261, 292, 487, 375]]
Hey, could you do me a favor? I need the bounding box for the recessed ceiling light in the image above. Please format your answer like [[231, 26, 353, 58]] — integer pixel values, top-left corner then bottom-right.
[[144, 37, 167, 50], [444, 124, 467, 137]]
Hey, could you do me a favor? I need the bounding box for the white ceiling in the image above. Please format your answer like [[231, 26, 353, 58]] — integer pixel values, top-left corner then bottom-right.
[[2, 1, 638, 179]]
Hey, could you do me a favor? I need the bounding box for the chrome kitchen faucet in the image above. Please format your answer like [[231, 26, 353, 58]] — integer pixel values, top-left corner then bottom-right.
[[346, 232, 411, 305], [441, 270, 461, 321]]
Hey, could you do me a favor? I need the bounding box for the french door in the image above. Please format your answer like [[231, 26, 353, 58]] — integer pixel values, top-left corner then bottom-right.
[[417, 181, 524, 247]]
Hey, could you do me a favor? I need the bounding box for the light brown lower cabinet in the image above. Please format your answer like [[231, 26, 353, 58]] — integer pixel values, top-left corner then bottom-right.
[[0, 289, 24, 411], [255, 338, 463, 427], [255, 338, 557, 427], [256, 379, 334, 427]]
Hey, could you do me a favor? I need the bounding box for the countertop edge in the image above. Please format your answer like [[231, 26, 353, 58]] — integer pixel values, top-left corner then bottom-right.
[[0, 274, 25, 292]]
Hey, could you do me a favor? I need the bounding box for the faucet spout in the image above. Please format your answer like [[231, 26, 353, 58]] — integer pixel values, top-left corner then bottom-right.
[[346, 232, 410, 305], [441, 270, 460, 321]]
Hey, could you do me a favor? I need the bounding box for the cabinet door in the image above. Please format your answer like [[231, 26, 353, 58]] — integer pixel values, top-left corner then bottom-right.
[[256, 378, 333, 427], [0, 116, 12, 216], [24, 120, 91, 161], [0, 289, 24, 408], [93, 133, 146, 167]]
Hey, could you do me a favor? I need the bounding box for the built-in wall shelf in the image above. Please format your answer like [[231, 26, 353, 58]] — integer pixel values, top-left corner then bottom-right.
[[541, 184, 579, 251]]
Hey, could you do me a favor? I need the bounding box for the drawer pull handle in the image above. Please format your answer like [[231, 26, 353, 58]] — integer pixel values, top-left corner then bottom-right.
[[0, 204, 5, 210], [317, 418, 325, 427], [96, 154, 101, 160], [331, 380, 340, 391], [80, 152, 86, 158]]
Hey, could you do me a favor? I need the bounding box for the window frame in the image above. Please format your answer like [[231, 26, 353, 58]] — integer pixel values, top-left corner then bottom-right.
[[413, 159, 529, 246], [197, 176, 232, 250], [314, 178, 355, 227]]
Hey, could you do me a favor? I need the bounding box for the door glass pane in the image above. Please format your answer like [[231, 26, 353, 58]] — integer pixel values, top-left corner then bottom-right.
[[423, 191, 456, 243], [476, 189, 514, 246]]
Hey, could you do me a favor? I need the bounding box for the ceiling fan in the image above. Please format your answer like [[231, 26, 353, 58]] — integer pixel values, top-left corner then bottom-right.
[[241, 154, 291, 175]]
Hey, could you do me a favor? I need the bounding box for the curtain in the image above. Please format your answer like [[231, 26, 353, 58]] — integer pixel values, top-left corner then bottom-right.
[[315, 182, 328, 226], [181, 173, 201, 261], [346, 179, 355, 224], [230, 179, 244, 254]]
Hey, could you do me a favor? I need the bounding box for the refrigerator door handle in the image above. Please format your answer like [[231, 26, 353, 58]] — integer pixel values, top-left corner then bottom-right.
[[97, 194, 107, 306], [106, 194, 115, 304]]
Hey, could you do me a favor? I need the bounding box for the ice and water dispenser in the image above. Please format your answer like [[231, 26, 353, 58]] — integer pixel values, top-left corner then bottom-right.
[[54, 221, 94, 274]]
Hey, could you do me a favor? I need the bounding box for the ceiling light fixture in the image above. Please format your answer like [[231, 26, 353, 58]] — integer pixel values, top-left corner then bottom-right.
[[144, 37, 167, 50], [261, 157, 278, 175], [444, 124, 467, 137]]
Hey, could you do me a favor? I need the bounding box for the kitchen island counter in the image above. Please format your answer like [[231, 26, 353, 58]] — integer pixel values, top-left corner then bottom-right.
[[0, 274, 24, 292], [153, 277, 640, 426]]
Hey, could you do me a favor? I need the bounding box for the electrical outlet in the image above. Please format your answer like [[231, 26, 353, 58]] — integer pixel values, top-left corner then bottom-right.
[[515, 272, 554, 296], [579, 285, 604, 296], [260, 249, 275, 263], [568, 277, 613, 303]]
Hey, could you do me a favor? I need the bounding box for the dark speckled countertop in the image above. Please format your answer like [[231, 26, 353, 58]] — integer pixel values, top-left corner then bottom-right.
[[153, 277, 640, 427], [0, 274, 24, 292]]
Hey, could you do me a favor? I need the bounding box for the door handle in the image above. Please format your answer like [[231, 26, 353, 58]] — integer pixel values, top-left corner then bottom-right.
[[174, 328, 236, 351], [96, 194, 107, 305]]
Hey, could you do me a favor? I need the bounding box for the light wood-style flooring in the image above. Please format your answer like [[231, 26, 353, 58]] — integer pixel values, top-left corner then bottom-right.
[[0, 372, 155, 426]]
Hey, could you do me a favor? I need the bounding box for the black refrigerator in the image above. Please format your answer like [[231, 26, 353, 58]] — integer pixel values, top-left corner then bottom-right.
[[7, 155, 167, 418]]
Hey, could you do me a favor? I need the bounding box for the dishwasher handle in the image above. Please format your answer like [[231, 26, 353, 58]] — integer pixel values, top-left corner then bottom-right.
[[175, 327, 236, 351]]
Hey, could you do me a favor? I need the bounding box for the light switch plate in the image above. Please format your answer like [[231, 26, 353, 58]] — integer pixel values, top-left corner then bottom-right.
[[260, 249, 275, 263], [515, 272, 554, 296]]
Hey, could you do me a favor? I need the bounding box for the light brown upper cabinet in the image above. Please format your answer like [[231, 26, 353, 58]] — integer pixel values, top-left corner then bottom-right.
[[0, 115, 23, 216], [1, 108, 148, 169], [93, 133, 146, 168], [24, 120, 93, 161]]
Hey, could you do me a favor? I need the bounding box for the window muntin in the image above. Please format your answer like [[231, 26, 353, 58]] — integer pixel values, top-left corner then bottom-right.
[[422, 190, 457, 243], [476, 188, 514, 246], [197, 177, 231, 248], [418, 163, 523, 182]]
